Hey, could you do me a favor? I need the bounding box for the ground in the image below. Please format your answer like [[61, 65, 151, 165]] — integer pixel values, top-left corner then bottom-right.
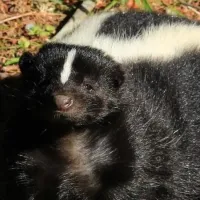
[[0, 0, 200, 78]]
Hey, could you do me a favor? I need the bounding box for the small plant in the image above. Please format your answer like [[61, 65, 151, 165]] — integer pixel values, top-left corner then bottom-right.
[[18, 37, 30, 49], [26, 24, 56, 37], [4, 57, 20, 66]]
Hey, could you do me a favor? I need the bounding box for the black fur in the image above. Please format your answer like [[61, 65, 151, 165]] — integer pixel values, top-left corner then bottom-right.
[[2, 11, 200, 200], [118, 51, 200, 199], [3, 43, 131, 200], [18, 43, 124, 126], [97, 11, 200, 38]]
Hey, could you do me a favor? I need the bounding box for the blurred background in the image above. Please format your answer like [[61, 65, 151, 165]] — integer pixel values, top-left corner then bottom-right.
[[0, 0, 200, 78]]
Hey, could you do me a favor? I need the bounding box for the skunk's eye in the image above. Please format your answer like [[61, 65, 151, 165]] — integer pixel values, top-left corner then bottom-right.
[[83, 83, 94, 92], [113, 79, 120, 89]]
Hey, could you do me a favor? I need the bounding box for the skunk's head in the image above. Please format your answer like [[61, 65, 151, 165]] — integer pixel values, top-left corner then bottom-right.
[[19, 43, 124, 126]]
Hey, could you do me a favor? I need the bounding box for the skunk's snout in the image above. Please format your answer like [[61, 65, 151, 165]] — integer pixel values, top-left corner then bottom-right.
[[54, 95, 73, 111]]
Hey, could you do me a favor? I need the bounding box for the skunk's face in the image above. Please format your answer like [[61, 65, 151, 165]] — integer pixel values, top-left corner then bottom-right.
[[19, 43, 124, 126]]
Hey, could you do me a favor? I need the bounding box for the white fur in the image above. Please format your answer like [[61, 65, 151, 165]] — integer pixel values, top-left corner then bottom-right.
[[92, 23, 200, 63], [60, 12, 114, 45], [60, 49, 76, 84], [60, 14, 200, 63]]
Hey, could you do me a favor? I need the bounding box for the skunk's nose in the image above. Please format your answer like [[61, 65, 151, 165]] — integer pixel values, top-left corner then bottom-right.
[[54, 95, 73, 111]]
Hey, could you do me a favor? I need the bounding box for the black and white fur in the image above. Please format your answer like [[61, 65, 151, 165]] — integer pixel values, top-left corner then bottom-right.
[[53, 11, 200, 64], [2, 10, 200, 200]]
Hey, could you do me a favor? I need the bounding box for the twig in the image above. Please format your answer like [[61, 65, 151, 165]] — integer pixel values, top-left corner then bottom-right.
[[179, 0, 200, 11], [187, 6, 200, 16], [0, 12, 65, 25], [0, 12, 36, 24], [0, 37, 18, 41], [0, 46, 20, 50], [39, 12, 65, 16]]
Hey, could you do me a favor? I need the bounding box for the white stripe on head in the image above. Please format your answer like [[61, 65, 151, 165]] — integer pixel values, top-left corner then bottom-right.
[[60, 49, 76, 84]]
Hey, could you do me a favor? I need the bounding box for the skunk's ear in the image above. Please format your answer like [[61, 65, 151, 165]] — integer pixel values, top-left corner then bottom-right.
[[19, 52, 46, 83], [19, 52, 34, 75]]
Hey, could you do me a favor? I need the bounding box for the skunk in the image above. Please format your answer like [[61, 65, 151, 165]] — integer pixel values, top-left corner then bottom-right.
[[4, 44, 128, 200], [2, 10, 200, 200], [53, 11, 200, 64]]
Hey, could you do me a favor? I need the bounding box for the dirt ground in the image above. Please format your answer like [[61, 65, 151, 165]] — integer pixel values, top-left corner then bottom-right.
[[0, 0, 200, 79]]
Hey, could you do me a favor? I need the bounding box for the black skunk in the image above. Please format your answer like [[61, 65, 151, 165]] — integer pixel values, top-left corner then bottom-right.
[[3, 44, 129, 200], [2, 10, 200, 200]]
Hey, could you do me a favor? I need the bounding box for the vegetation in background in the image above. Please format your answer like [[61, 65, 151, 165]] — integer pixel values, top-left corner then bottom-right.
[[0, 0, 200, 77]]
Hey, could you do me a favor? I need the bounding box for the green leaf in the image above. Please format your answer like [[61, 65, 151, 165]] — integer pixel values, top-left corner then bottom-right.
[[27, 29, 35, 35], [27, 24, 43, 36], [4, 57, 20, 66], [0, 24, 9, 31], [50, 0, 63, 4], [39, 31, 51, 37], [141, 0, 152, 12], [27, 24, 55, 37], [18, 37, 30, 49], [121, 0, 128, 5], [104, 0, 118, 11], [45, 25, 56, 33]]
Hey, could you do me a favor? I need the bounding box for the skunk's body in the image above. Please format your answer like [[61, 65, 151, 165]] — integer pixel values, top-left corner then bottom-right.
[[118, 50, 200, 200], [2, 10, 200, 200], [54, 11, 200, 64]]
